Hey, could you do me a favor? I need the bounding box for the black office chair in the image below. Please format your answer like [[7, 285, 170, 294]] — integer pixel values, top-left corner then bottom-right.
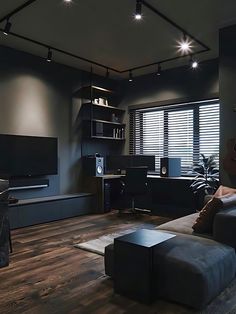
[[120, 166, 150, 214]]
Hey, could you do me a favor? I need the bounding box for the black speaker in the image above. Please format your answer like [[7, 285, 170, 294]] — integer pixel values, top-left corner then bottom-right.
[[160, 158, 181, 177], [84, 156, 104, 177]]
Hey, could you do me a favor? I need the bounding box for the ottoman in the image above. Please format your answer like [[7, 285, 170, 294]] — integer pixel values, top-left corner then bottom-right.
[[153, 233, 236, 309], [104, 233, 236, 309]]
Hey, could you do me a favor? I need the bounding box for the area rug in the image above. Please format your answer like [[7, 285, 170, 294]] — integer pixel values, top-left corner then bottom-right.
[[74, 228, 136, 255]]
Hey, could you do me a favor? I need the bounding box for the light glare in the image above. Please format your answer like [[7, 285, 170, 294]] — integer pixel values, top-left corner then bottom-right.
[[192, 61, 198, 69], [177, 37, 193, 55], [135, 14, 142, 20]]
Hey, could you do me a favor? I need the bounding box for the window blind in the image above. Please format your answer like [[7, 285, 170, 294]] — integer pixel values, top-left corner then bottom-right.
[[129, 99, 220, 175]]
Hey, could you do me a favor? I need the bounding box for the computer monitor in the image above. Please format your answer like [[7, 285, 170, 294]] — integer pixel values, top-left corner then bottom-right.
[[106, 155, 155, 173], [106, 155, 132, 173], [132, 155, 155, 171]]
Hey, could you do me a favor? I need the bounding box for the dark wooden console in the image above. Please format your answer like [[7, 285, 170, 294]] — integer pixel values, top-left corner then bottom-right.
[[9, 193, 94, 229]]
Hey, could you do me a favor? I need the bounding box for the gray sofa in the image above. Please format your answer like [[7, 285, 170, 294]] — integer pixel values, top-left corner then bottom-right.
[[156, 207, 236, 249], [105, 206, 236, 309]]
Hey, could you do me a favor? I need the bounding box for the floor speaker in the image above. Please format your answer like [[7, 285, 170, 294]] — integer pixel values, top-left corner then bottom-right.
[[84, 156, 104, 177], [160, 158, 181, 177]]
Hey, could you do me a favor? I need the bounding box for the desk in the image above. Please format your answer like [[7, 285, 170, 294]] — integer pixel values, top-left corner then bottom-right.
[[83, 174, 194, 214]]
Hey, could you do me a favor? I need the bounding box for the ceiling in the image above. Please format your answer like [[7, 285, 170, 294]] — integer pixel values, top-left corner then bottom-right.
[[0, 0, 236, 79]]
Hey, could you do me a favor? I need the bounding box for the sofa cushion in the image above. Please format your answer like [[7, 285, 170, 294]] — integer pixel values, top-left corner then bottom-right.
[[104, 243, 114, 277], [213, 207, 236, 248], [153, 233, 236, 309], [214, 185, 236, 197], [193, 194, 236, 234], [156, 213, 198, 235], [192, 197, 223, 234]]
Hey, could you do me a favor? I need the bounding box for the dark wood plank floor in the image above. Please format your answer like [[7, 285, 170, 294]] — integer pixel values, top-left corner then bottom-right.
[[0, 212, 235, 314]]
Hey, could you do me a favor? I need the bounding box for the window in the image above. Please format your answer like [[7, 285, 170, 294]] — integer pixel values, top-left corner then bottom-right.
[[129, 99, 220, 174]]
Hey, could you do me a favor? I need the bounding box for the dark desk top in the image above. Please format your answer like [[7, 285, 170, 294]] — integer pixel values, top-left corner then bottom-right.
[[115, 229, 176, 248], [98, 174, 193, 180]]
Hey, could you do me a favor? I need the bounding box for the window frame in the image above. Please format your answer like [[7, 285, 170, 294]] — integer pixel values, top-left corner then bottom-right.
[[129, 98, 220, 175]]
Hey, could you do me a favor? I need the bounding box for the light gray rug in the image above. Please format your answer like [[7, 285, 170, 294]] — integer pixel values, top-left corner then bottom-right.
[[74, 228, 136, 255]]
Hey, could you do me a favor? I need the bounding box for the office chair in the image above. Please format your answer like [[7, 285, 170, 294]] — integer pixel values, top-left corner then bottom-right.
[[120, 166, 150, 214]]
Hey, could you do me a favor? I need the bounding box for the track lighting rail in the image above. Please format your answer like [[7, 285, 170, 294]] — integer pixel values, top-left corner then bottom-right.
[[0, 0, 37, 24], [0, 0, 211, 76]]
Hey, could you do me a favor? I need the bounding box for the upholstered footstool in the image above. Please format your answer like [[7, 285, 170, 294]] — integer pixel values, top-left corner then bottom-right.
[[153, 233, 236, 309], [104, 243, 114, 278], [104, 233, 236, 309]]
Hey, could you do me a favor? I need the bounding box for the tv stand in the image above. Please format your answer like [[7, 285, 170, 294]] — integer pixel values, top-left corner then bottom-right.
[[9, 193, 94, 229]]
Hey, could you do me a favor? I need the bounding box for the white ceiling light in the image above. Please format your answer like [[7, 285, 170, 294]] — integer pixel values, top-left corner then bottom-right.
[[134, 0, 143, 20], [177, 34, 193, 54]]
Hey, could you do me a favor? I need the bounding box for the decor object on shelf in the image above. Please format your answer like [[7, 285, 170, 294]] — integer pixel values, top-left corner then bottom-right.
[[190, 154, 219, 196], [223, 138, 236, 175]]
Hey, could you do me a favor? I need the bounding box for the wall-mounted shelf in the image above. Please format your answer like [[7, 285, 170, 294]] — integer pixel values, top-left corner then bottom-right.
[[91, 135, 125, 140], [73, 85, 114, 98], [76, 85, 126, 141], [82, 102, 125, 113], [86, 119, 125, 126]]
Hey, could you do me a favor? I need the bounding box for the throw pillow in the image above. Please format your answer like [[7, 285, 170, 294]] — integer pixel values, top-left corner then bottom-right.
[[192, 197, 223, 234], [220, 193, 236, 207], [214, 185, 236, 197]]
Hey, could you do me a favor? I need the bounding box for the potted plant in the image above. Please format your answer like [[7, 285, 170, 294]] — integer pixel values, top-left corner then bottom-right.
[[190, 154, 220, 210]]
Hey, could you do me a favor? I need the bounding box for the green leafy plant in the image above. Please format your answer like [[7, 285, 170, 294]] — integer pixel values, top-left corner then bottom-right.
[[190, 154, 220, 195]]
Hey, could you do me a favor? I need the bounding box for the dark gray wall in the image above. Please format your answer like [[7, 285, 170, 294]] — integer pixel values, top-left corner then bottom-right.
[[0, 45, 119, 199], [120, 59, 219, 154], [219, 25, 236, 186]]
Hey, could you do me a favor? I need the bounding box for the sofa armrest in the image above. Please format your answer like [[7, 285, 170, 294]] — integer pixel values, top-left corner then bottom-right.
[[213, 206, 236, 248]]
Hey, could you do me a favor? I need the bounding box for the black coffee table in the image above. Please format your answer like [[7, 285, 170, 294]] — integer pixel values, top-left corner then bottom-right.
[[114, 229, 176, 303]]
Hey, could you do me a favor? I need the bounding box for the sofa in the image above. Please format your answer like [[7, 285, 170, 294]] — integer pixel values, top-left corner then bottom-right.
[[104, 204, 236, 309]]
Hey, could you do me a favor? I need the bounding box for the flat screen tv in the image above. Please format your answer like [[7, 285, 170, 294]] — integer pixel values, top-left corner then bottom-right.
[[0, 134, 58, 177]]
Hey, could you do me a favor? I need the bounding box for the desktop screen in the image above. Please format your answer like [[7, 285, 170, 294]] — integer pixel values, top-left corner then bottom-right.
[[106, 155, 155, 172]]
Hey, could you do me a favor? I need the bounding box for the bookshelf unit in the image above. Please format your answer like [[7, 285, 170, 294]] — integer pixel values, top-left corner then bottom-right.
[[74, 85, 126, 141]]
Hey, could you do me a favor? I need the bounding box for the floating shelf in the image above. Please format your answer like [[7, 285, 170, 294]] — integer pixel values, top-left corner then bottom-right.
[[73, 85, 114, 98], [90, 135, 125, 140], [82, 102, 125, 113], [87, 119, 126, 126]]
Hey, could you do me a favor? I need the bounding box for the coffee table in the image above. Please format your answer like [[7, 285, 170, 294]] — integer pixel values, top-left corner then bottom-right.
[[114, 229, 176, 303]]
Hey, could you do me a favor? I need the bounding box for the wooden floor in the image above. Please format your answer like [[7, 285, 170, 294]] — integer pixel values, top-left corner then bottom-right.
[[0, 212, 235, 314]]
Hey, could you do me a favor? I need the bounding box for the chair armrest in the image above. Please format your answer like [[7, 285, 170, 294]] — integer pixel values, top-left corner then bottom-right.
[[213, 206, 236, 248]]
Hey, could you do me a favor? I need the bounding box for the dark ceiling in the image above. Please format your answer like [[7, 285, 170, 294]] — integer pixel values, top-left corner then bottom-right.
[[0, 0, 235, 79]]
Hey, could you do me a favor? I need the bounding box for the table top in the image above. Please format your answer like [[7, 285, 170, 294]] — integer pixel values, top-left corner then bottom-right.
[[115, 229, 176, 248], [97, 174, 193, 180]]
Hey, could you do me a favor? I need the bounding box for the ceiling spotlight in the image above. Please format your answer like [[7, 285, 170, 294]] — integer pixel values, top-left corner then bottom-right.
[[106, 68, 110, 78], [3, 19, 12, 36], [177, 33, 193, 54], [47, 48, 52, 62], [135, 0, 142, 20], [190, 56, 199, 69], [156, 64, 162, 76], [129, 70, 133, 82]]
